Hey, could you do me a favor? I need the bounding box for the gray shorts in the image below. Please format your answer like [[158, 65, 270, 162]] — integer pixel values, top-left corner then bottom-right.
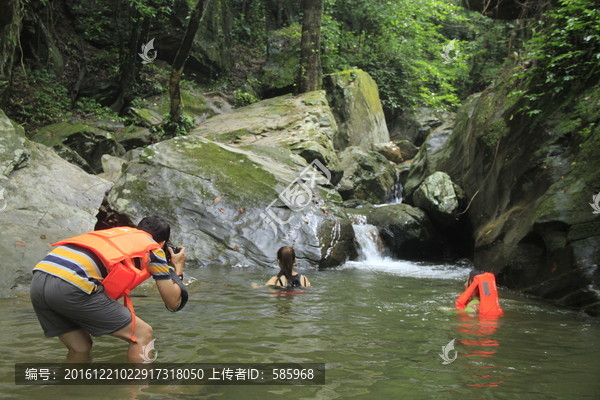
[[30, 271, 132, 338]]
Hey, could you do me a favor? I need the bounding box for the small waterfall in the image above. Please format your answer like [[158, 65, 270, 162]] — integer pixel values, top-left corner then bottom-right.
[[347, 214, 470, 279], [349, 215, 388, 262], [388, 172, 403, 205], [374, 170, 403, 207]]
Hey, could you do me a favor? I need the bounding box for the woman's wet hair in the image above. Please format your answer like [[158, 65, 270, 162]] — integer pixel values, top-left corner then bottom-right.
[[276, 246, 296, 286], [468, 269, 485, 285], [137, 216, 170, 243]]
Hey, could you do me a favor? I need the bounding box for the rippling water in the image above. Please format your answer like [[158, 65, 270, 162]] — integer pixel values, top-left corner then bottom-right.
[[2, 260, 599, 399]]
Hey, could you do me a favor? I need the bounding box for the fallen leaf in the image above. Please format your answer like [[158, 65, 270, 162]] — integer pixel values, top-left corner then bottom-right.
[[40, 235, 47, 239], [16, 241, 26, 247], [214, 197, 222, 204], [233, 244, 239, 252]]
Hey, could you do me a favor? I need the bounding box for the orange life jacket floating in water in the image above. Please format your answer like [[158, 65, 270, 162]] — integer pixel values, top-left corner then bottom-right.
[[456, 272, 504, 317], [53, 227, 161, 342]]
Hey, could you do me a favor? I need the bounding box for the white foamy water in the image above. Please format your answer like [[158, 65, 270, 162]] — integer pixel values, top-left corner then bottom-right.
[[341, 259, 470, 280], [347, 215, 470, 280]]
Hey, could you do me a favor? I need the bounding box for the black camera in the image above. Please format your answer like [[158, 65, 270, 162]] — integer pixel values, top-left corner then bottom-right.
[[164, 244, 181, 263]]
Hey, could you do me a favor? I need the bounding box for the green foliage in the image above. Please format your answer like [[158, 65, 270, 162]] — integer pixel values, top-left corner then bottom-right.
[[9, 69, 71, 129], [74, 97, 125, 121], [69, 1, 115, 44], [321, 0, 470, 111], [511, 0, 600, 115], [160, 113, 195, 139], [233, 88, 259, 107], [232, 0, 268, 45]]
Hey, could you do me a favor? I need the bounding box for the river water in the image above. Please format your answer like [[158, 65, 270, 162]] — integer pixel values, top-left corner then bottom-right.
[[1, 224, 599, 399]]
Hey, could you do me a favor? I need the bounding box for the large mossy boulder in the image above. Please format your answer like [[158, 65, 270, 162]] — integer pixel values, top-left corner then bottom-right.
[[31, 120, 126, 174], [106, 135, 355, 269], [0, 109, 111, 294], [323, 69, 390, 150], [190, 90, 340, 167], [333, 146, 397, 204], [405, 82, 600, 314]]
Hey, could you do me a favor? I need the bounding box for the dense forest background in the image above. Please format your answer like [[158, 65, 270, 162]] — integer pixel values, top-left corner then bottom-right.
[[3, 0, 591, 136]]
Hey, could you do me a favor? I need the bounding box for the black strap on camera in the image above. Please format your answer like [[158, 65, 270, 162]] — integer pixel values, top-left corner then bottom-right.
[[168, 269, 188, 312], [163, 243, 189, 312]]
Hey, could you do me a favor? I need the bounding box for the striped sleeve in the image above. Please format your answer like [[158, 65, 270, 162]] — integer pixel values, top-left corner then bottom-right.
[[147, 248, 171, 280]]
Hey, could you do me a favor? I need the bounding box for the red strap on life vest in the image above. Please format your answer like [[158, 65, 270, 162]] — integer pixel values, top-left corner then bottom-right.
[[123, 291, 137, 343]]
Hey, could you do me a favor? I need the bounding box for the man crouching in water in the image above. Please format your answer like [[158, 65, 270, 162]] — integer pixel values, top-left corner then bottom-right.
[[30, 216, 186, 362]]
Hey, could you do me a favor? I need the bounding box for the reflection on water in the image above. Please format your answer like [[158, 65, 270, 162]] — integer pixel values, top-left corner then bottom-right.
[[456, 316, 505, 388], [1, 262, 599, 399]]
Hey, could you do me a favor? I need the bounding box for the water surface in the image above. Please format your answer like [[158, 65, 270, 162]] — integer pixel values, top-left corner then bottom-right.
[[2, 260, 599, 399]]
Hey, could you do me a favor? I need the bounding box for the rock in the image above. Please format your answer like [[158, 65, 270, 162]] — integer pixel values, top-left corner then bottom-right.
[[106, 135, 355, 269], [323, 69, 390, 150], [30, 120, 126, 174], [142, 89, 220, 125], [366, 204, 441, 260], [403, 111, 460, 199], [0, 108, 112, 294], [318, 219, 358, 267], [373, 142, 403, 164], [333, 147, 396, 204], [190, 90, 340, 167], [261, 24, 301, 94], [405, 81, 600, 314], [130, 107, 164, 127], [113, 125, 154, 150], [394, 139, 419, 160], [0, 112, 28, 176], [413, 172, 465, 226], [98, 154, 126, 182], [389, 107, 455, 146], [342, 199, 373, 209], [396, 161, 412, 187]]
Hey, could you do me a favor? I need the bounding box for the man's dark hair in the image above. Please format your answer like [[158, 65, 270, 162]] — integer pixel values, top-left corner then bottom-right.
[[137, 216, 170, 243]]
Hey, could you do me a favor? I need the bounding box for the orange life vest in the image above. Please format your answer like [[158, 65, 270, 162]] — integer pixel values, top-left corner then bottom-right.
[[456, 272, 504, 317], [53, 227, 161, 342]]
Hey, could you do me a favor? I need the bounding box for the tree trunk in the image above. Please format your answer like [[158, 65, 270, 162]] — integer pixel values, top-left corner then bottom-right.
[[296, 0, 323, 94], [0, 0, 23, 102], [112, 3, 144, 112], [168, 0, 210, 120]]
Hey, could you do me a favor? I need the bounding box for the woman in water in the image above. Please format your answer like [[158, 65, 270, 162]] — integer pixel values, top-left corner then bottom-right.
[[265, 246, 311, 288], [456, 269, 503, 317], [460, 270, 484, 313]]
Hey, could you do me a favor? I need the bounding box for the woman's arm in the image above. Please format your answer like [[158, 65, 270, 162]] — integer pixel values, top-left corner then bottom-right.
[[265, 276, 280, 286]]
